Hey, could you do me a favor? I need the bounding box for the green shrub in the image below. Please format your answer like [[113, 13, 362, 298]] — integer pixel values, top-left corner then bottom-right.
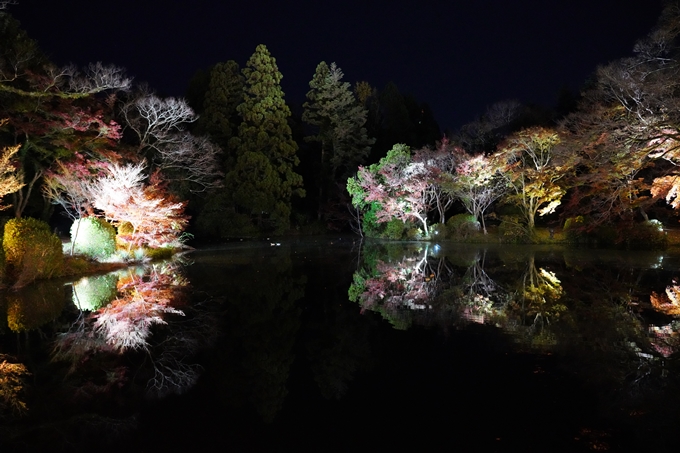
[[447, 214, 480, 239], [361, 203, 383, 238], [563, 216, 586, 242], [3, 217, 64, 287], [405, 227, 423, 240], [429, 223, 447, 240], [498, 215, 528, 243], [623, 220, 667, 247], [70, 217, 116, 260], [383, 218, 407, 240]]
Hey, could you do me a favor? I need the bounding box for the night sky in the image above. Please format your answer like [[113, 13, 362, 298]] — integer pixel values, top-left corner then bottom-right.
[[10, 0, 664, 132]]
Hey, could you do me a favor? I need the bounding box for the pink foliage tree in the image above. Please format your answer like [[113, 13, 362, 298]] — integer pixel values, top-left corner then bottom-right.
[[42, 152, 111, 220], [412, 137, 464, 224], [91, 162, 189, 249], [355, 144, 433, 235]]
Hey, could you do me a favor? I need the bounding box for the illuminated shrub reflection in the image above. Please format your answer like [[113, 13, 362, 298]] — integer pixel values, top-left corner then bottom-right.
[[648, 283, 680, 358], [0, 355, 30, 420], [72, 274, 118, 311], [5, 281, 66, 332]]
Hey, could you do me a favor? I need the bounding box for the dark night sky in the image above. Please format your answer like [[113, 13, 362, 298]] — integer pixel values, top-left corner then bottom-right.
[[9, 0, 664, 132]]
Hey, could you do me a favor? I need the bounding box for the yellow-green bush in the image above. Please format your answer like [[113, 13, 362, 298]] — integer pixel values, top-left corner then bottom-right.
[[70, 217, 116, 260], [117, 221, 134, 236], [144, 246, 174, 261], [563, 216, 587, 242], [428, 223, 447, 240], [447, 213, 480, 239], [3, 217, 64, 287], [498, 215, 528, 243], [383, 218, 407, 239]]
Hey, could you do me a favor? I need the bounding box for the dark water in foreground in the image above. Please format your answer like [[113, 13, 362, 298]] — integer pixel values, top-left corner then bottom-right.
[[2, 237, 680, 452]]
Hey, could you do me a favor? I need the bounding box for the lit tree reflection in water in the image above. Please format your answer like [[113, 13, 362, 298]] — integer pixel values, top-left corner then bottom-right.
[[505, 252, 566, 347], [53, 260, 213, 398], [648, 282, 680, 359], [350, 243, 677, 387], [71, 274, 117, 312], [444, 248, 503, 324], [4, 280, 67, 333], [349, 243, 454, 329]]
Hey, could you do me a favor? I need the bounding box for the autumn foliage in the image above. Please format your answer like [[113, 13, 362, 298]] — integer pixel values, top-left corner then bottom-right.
[[91, 162, 189, 249]]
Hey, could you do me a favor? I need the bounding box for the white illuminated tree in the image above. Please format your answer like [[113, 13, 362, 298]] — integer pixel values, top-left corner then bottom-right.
[[91, 162, 188, 249], [447, 153, 506, 234], [122, 94, 196, 151], [121, 93, 222, 192]]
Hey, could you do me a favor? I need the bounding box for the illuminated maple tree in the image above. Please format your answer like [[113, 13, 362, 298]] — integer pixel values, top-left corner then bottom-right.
[[446, 153, 506, 234], [559, 4, 680, 228], [412, 137, 463, 224], [349, 144, 434, 236], [42, 153, 111, 219], [495, 127, 568, 232], [0, 139, 24, 210], [91, 162, 189, 249]]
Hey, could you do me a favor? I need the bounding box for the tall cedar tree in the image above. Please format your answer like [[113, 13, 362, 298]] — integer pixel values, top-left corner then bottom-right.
[[226, 45, 304, 234], [195, 60, 244, 167], [303, 62, 374, 218]]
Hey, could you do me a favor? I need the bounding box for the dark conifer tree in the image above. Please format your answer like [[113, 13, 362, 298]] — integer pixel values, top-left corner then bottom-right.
[[303, 62, 374, 219], [196, 60, 244, 163], [226, 44, 304, 234]]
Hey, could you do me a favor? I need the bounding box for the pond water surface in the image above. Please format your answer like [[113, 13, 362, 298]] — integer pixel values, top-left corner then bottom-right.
[[1, 237, 680, 452]]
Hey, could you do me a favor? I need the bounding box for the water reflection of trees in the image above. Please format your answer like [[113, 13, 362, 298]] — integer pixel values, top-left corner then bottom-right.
[[648, 281, 680, 360], [349, 243, 680, 391], [52, 261, 213, 398], [188, 244, 306, 423], [349, 242, 454, 329], [0, 257, 219, 451], [4, 280, 67, 333]]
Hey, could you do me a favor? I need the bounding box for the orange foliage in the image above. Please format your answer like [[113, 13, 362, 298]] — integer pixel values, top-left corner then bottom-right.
[[0, 356, 30, 419], [651, 175, 680, 209], [650, 286, 680, 316]]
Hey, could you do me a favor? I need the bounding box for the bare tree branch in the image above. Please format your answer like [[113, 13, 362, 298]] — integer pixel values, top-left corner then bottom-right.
[[122, 94, 196, 151], [155, 133, 223, 191], [68, 62, 132, 94]]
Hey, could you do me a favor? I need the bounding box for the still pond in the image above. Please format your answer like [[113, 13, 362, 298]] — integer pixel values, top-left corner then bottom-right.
[[1, 237, 680, 452]]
